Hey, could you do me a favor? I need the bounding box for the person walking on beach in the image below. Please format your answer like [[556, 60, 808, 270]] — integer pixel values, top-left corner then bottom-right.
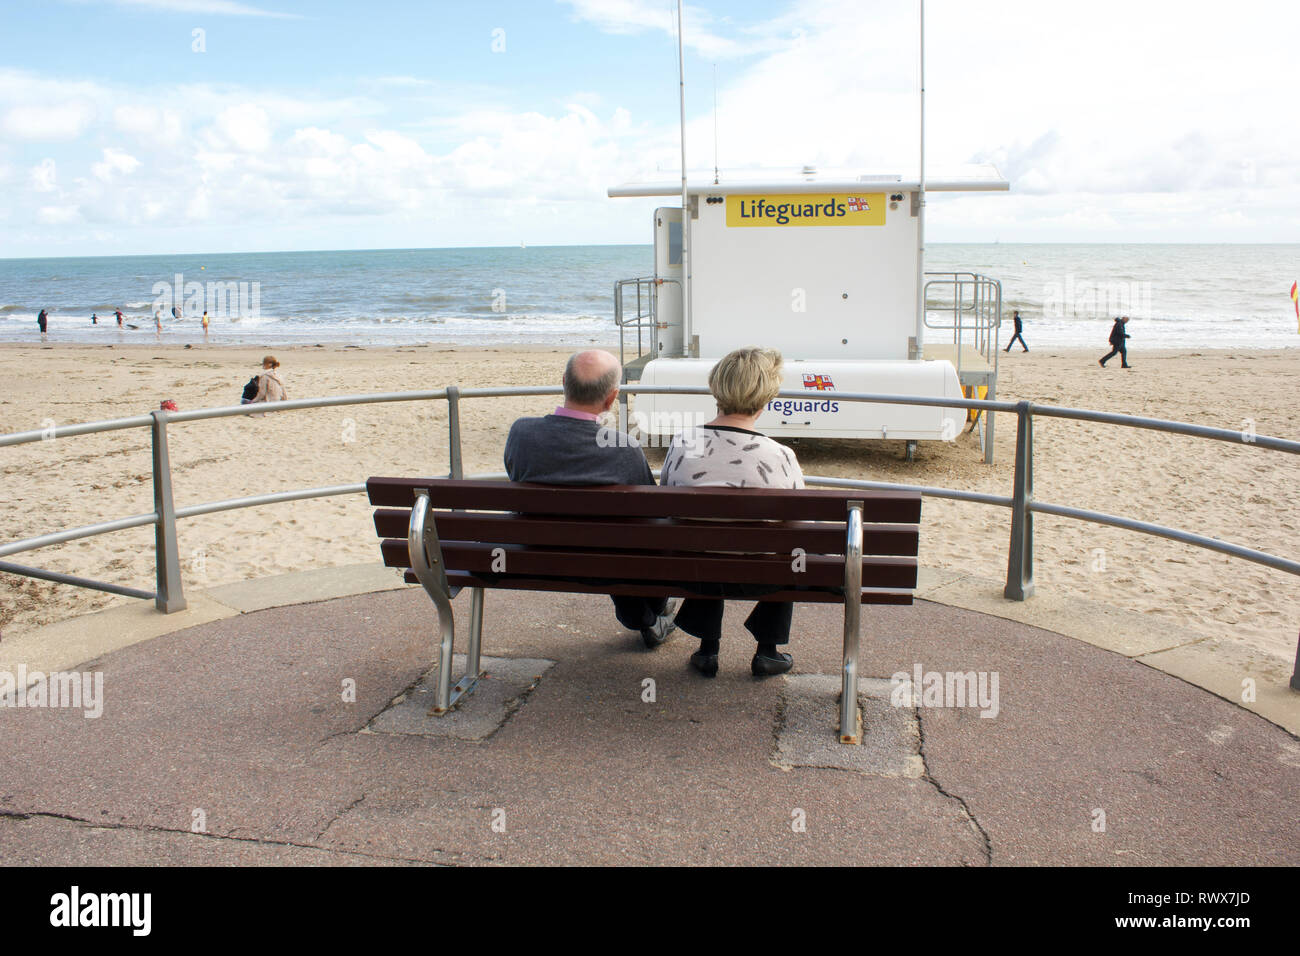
[[37, 309, 48, 336], [503, 349, 677, 648], [661, 346, 805, 679], [1004, 310, 1028, 352], [1100, 316, 1131, 368], [249, 355, 288, 403], [154, 309, 163, 335]]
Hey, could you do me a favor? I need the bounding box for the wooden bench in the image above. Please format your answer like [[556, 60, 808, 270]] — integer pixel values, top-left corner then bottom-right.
[[367, 478, 921, 744]]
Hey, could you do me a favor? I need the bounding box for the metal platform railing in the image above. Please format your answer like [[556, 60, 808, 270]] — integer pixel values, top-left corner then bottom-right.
[[923, 271, 1003, 377], [2, 383, 1298, 687], [614, 275, 682, 371]]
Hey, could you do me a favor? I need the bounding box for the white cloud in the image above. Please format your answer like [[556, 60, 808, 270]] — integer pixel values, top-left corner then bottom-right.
[[32, 159, 59, 193], [92, 147, 141, 181], [209, 104, 273, 152], [2, 102, 97, 141], [37, 204, 80, 224]]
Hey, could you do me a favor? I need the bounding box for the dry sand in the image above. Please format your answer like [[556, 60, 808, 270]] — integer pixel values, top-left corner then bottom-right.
[[1, 342, 1297, 670]]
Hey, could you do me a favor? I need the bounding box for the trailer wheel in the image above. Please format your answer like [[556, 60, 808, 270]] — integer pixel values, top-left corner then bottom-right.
[[905, 440, 918, 462]]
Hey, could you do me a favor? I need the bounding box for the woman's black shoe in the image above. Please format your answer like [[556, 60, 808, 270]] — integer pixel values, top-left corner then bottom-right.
[[751, 651, 794, 677], [689, 651, 719, 677]]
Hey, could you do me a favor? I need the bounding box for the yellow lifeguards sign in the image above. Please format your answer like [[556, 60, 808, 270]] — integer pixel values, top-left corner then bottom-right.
[[726, 193, 886, 227]]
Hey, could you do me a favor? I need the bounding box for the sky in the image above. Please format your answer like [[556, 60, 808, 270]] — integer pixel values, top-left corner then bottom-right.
[[0, 0, 1297, 257]]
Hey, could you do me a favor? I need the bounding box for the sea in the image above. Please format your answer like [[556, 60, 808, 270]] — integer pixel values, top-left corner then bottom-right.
[[0, 243, 1297, 349]]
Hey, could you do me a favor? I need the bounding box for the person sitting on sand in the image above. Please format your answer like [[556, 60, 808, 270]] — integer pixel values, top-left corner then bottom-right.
[[503, 349, 676, 648], [249, 355, 288, 403], [661, 346, 805, 679]]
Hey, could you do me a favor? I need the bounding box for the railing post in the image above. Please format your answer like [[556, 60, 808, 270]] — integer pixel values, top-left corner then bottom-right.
[[150, 410, 187, 613], [1004, 400, 1034, 600], [1291, 631, 1300, 692], [446, 386, 463, 480]]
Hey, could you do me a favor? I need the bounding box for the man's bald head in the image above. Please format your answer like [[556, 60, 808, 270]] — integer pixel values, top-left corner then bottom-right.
[[562, 350, 621, 411]]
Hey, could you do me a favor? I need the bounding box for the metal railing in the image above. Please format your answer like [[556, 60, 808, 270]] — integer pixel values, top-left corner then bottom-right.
[[2, 383, 1298, 687], [923, 271, 1003, 377], [614, 276, 683, 369]]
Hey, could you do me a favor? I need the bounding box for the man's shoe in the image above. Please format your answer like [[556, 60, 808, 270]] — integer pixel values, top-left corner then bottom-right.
[[689, 651, 719, 677], [640, 600, 678, 648], [751, 650, 794, 677]]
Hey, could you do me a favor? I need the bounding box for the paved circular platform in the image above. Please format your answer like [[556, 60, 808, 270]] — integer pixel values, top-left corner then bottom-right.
[[1, 587, 1297, 865]]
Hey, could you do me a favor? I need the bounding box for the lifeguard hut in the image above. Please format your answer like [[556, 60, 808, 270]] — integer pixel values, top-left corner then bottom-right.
[[609, 164, 1009, 461]]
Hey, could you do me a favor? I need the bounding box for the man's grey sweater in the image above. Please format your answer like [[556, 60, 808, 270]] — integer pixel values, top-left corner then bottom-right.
[[504, 414, 654, 486]]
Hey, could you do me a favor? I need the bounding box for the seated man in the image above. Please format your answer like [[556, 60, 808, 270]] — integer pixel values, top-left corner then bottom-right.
[[503, 349, 676, 647]]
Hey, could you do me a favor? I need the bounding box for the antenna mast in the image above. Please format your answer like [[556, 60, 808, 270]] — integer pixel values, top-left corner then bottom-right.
[[677, 0, 691, 354], [913, 0, 926, 360], [712, 63, 719, 185]]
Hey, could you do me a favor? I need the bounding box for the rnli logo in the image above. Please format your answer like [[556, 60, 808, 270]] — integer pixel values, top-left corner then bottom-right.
[[803, 374, 835, 391]]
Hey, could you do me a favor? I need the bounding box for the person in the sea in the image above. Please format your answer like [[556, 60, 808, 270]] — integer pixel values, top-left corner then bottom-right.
[[660, 346, 805, 679], [91, 313, 98, 325], [201, 311, 209, 337], [115, 309, 124, 327], [154, 309, 163, 333], [37, 309, 48, 335], [1004, 309, 1028, 352], [249, 355, 288, 403], [1100, 316, 1131, 368], [503, 349, 676, 648]]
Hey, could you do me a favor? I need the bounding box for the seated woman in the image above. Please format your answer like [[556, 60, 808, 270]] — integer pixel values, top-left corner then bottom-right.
[[661, 346, 804, 678]]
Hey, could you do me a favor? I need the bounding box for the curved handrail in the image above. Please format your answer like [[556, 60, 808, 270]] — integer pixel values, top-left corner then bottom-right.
[[1, 384, 1297, 644]]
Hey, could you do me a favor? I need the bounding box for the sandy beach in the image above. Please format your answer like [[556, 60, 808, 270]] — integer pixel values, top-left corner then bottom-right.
[[1, 341, 1297, 670]]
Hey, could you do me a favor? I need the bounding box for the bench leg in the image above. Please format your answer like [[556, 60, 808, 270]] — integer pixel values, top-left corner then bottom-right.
[[408, 491, 483, 715], [432, 591, 457, 713], [840, 501, 864, 745], [439, 587, 487, 710]]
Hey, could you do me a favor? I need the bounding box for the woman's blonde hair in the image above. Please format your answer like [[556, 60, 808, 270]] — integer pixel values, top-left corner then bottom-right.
[[707, 347, 784, 416], [262, 355, 280, 369]]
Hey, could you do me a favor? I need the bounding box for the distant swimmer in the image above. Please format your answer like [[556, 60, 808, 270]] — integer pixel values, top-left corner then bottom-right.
[[1099, 316, 1132, 369], [91, 313, 99, 325], [1004, 310, 1028, 352], [37, 309, 48, 335]]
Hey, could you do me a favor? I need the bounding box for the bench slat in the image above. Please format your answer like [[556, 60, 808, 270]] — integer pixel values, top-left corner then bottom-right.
[[372, 509, 919, 557], [381, 539, 917, 589], [366, 478, 922, 523], [421, 571, 914, 606]]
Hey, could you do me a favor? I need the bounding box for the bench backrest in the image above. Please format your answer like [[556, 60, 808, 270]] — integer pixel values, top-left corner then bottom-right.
[[367, 478, 921, 604]]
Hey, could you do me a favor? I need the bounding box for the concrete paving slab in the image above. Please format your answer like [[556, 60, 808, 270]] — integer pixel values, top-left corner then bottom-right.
[[0, 813, 412, 866], [0, 592, 237, 680], [916, 567, 1300, 735], [366, 654, 556, 740], [0, 586, 1295, 866], [774, 676, 924, 777], [205, 562, 404, 613], [1140, 635, 1300, 736]]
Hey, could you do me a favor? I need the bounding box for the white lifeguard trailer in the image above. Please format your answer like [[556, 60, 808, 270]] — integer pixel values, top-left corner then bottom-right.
[[608, 164, 1010, 459]]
